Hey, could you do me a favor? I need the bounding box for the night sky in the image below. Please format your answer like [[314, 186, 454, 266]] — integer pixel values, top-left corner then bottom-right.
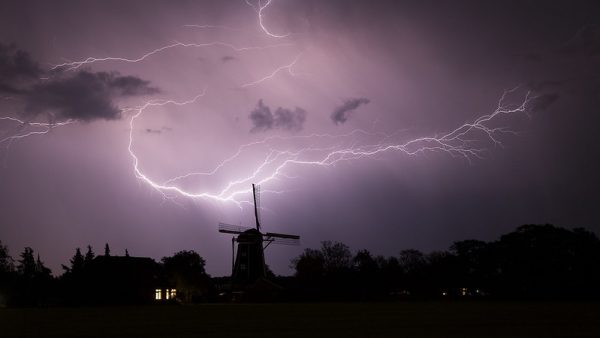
[[1, 0, 599, 276]]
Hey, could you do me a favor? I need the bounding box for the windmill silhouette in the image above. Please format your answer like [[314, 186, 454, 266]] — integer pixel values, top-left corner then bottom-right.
[[218, 184, 299, 298]]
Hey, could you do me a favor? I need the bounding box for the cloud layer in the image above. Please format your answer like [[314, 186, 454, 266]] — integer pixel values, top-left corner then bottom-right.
[[331, 98, 370, 125], [249, 99, 307, 132], [0, 42, 42, 93], [0, 42, 159, 122]]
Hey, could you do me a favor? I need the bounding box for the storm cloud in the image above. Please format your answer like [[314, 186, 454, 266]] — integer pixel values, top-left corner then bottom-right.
[[22, 71, 160, 122], [0, 42, 42, 93], [331, 98, 370, 125], [559, 24, 600, 56], [531, 93, 560, 112], [0, 42, 160, 122], [1, 0, 600, 278], [249, 99, 306, 132]]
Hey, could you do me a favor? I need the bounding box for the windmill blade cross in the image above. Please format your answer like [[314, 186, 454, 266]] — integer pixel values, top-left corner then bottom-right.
[[265, 232, 300, 240], [218, 222, 253, 234], [264, 232, 300, 246], [264, 236, 300, 246], [252, 183, 261, 231]]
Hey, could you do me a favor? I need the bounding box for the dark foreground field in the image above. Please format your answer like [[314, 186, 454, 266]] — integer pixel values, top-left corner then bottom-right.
[[1, 301, 599, 338]]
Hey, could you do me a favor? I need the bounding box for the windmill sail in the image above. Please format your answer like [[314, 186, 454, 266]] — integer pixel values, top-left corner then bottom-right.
[[252, 184, 261, 231], [218, 222, 253, 234]]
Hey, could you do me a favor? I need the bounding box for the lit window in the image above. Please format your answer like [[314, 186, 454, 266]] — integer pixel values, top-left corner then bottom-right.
[[170, 289, 176, 299], [165, 290, 170, 300], [155, 289, 161, 300]]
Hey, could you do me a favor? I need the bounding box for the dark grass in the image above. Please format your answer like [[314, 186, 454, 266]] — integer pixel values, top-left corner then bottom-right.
[[1, 301, 599, 338]]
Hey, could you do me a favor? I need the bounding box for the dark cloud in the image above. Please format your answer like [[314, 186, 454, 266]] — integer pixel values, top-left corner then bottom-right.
[[0, 42, 160, 122], [330, 98, 370, 125], [249, 100, 273, 132], [528, 80, 565, 92], [108, 74, 159, 96], [221, 55, 236, 63], [23, 71, 160, 121], [274, 105, 307, 131], [145, 126, 172, 134], [531, 93, 560, 112], [249, 99, 306, 133], [0, 82, 23, 94], [0, 42, 42, 93], [559, 25, 600, 56]]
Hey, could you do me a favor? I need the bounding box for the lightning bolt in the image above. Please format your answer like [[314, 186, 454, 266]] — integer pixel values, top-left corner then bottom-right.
[[245, 0, 291, 38], [1, 0, 537, 210], [50, 40, 294, 71], [240, 54, 301, 88], [0, 117, 75, 147], [126, 88, 533, 206], [0, 1, 296, 152]]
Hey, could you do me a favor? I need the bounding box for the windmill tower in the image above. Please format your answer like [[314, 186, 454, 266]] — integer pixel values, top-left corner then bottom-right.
[[218, 184, 300, 297]]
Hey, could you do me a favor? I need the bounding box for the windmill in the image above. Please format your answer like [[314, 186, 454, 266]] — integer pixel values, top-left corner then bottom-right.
[[218, 184, 300, 296]]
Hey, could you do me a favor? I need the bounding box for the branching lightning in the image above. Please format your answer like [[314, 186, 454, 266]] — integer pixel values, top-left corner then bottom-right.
[[0, 0, 537, 209], [245, 0, 291, 38], [127, 88, 532, 206], [0, 117, 75, 147], [240, 54, 301, 88], [51, 40, 294, 71]]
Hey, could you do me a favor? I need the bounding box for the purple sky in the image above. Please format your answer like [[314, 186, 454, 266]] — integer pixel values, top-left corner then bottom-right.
[[1, 0, 599, 276]]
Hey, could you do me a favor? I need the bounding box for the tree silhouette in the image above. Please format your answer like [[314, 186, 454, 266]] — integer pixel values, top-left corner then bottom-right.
[[84, 245, 95, 265], [36, 254, 51, 276], [292, 248, 325, 281], [353, 249, 378, 274], [321, 241, 352, 273], [13, 247, 53, 306], [69, 248, 85, 274], [291, 241, 354, 299], [494, 224, 600, 297], [0, 241, 15, 306], [0, 240, 14, 274], [17, 247, 37, 279], [161, 250, 211, 302], [104, 243, 110, 257]]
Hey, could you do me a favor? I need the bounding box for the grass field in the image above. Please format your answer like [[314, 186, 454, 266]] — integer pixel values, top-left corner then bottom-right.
[[1, 301, 599, 337]]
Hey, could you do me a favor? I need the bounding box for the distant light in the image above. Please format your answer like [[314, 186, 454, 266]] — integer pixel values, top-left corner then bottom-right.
[[155, 289, 161, 300]]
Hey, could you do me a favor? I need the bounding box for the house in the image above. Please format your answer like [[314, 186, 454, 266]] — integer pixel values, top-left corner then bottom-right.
[[82, 255, 174, 304]]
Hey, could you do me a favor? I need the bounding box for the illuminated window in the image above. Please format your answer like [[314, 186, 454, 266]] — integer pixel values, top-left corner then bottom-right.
[[155, 289, 161, 300], [170, 289, 176, 299], [165, 290, 170, 300]]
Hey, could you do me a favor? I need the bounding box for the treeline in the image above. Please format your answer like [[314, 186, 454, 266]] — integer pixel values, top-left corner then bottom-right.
[[286, 224, 600, 300], [0, 246, 54, 306], [0, 243, 212, 306], [1, 224, 600, 306]]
